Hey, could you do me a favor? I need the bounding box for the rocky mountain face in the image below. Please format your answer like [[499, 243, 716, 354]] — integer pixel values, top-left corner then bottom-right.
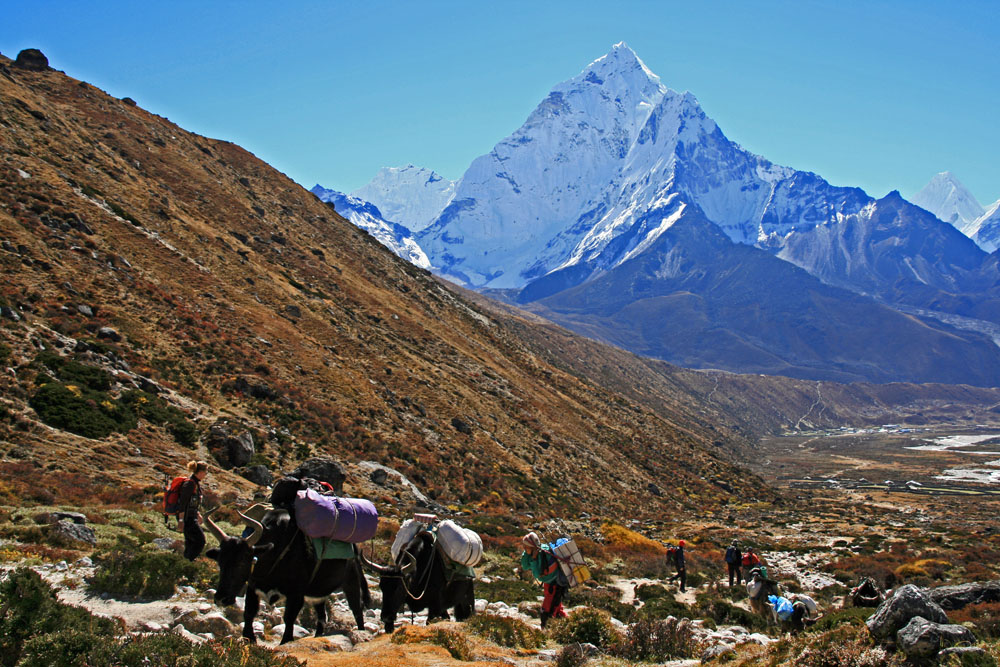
[[350, 165, 455, 233], [309, 185, 431, 269], [520, 200, 1000, 385], [0, 51, 781, 518]]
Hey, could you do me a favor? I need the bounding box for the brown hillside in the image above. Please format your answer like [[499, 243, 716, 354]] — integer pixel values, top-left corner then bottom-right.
[[0, 53, 772, 521]]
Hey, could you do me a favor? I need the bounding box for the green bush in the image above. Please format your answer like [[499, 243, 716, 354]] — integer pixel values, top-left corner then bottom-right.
[[1, 566, 301, 666], [638, 593, 692, 620], [572, 585, 638, 623], [29, 382, 136, 439], [35, 351, 112, 391], [550, 607, 621, 648], [636, 583, 671, 600], [120, 390, 198, 445], [555, 643, 590, 667], [467, 613, 545, 649], [90, 536, 212, 599], [478, 577, 542, 605], [0, 567, 120, 667], [809, 607, 873, 633], [611, 617, 701, 661]]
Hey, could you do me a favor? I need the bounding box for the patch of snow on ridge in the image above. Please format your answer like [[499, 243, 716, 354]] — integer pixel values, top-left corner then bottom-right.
[[905, 434, 1000, 451]]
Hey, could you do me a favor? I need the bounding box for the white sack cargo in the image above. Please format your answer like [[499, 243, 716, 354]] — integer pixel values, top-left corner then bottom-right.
[[436, 519, 483, 567], [391, 519, 425, 563], [551, 537, 591, 587]]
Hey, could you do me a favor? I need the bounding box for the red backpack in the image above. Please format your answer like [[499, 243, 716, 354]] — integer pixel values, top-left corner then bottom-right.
[[163, 476, 188, 524]]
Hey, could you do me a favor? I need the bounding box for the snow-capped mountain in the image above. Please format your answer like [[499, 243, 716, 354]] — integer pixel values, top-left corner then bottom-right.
[[310, 185, 431, 269], [416, 42, 874, 290], [972, 199, 1000, 253], [351, 165, 455, 233], [911, 172, 985, 235]]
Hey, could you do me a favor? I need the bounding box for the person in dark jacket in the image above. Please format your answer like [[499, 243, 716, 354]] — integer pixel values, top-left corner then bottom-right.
[[519, 532, 568, 628], [177, 460, 208, 560], [668, 540, 687, 592], [725, 539, 742, 587]]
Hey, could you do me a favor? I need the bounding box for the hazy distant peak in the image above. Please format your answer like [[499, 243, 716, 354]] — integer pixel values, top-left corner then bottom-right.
[[912, 171, 984, 235]]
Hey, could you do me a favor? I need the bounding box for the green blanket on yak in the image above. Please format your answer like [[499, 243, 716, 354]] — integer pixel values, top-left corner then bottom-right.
[[311, 537, 354, 560]]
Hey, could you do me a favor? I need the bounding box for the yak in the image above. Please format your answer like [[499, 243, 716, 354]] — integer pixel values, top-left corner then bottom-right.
[[364, 529, 474, 632], [746, 567, 780, 620], [204, 507, 370, 644]]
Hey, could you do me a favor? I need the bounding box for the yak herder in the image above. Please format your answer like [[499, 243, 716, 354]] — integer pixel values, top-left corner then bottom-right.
[[519, 532, 568, 628], [177, 460, 209, 560]]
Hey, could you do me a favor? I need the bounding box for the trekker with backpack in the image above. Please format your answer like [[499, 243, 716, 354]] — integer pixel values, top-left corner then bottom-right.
[[668, 540, 687, 592], [741, 546, 761, 583], [177, 460, 209, 560], [520, 532, 568, 628], [725, 539, 742, 587]]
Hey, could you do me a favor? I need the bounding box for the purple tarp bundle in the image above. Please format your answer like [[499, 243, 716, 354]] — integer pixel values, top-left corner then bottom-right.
[[294, 489, 378, 543]]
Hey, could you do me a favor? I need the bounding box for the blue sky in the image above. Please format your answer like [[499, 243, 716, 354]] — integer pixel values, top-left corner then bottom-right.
[[4, 1, 997, 205]]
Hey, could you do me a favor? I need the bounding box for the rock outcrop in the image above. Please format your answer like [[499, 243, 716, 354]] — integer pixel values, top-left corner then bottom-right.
[[866, 584, 948, 642]]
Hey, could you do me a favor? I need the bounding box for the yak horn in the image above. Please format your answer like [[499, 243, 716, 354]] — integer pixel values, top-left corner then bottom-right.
[[238, 510, 265, 547], [203, 509, 229, 543], [359, 551, 394, 575]]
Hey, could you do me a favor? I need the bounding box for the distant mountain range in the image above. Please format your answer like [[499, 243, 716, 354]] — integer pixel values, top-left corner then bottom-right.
[[314, 43, 1000, 386], [913, 171, 1000, 252]]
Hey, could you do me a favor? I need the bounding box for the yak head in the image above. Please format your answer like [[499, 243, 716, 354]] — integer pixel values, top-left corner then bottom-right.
[[203, 510, 273, 606], [365, 530, 435, 632]]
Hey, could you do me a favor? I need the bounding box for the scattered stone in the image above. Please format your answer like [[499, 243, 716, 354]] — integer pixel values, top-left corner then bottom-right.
[[171, 624, 207, 644], [120, 96, 136, 106], [271, 623, 310, 640], [74, 556, 93, 568], [647, 482, 662, 497], [97, 326, 121, 342], [451, 416, 473, 434], [702, 643, 737, 662], [14, 48, 49, 71], [867, 584, 949, 642], [35, 511, 87, 524], [1, 305, 20, 322], [175, 610, 237, 637], [240, 464, 273, 486], [369, 468, 388, 485], [322, 635, 354, 651], [896, 615, 976, 660], [205, 421, 255, 469], [17, 169, 30, 179], [51, 519, 96, 545], [928, 581, 1000, 611], [55, 560, 68, 571], [289, 458, 346, 494], [76, 304, 94, 317], [153, 537, 177, 550], [285, 304, 301, 319]]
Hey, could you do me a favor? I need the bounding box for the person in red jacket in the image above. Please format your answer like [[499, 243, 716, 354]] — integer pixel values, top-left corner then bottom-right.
[[741, 546, 761, 582]]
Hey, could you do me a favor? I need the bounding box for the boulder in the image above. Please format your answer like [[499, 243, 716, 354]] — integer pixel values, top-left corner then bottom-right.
[[289, 458, 345, 495], [0, 306, 20, 322], [896, 616, 976, 660], [51, 519, 96, 545], [451, 416, 473, 434], [97, 327, 122, 342], [175, 610, 237, 637], [35, 511, 87, 525], [867, 585, 949, 642], [77, 304, 94, 317], [206, 421, 255, 469], [240, 464, 273, 486], [369, 468, 388, 485], [14, 48, 49, 71], [928, 581, 1000, 611], [702, 643, 737, 662]]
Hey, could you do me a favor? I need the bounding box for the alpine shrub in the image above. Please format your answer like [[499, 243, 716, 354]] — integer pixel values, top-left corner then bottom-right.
[[467, 613, 545, 648], [555, 643, 590, 667], [550, 607, 621, 648], [391, 625, 474, 661], [29, 382, 136, 439], [0, 567, 119, 667], [611, 617, 700, 662], [90, 536, 212, 599]]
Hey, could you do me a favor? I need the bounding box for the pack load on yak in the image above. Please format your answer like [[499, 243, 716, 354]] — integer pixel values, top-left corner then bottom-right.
[[391, 515, 483, 568], [550, 536, 591, 587], [293, 487, 378, 543]]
